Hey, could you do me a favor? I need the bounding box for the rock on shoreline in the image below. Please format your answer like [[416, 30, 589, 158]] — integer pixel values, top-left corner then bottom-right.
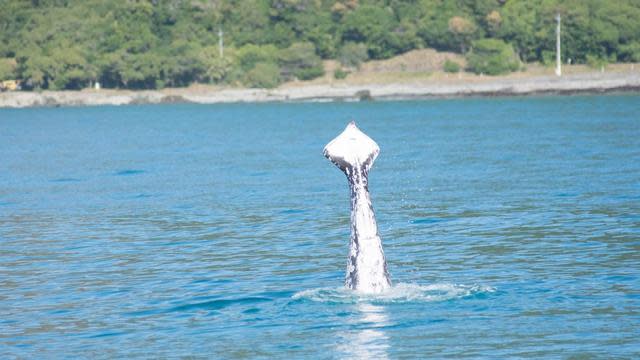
[[1, 72, 639, 109]]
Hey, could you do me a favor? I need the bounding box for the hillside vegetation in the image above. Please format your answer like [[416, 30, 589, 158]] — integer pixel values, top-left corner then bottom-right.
[[1, 0, 639, 90]]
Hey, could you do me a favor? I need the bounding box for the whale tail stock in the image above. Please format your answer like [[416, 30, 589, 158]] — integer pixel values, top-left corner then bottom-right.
[[324, 121, 391, 293], [323, 121, 379, 174]]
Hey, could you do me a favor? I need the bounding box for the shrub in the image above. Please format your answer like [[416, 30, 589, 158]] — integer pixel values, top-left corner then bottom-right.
[[586, 54, 608, 70], [466, 39, 519, 75], [619, 42, 640, 62], [334, 68, 349, 79], [0, 58, 17, 80], [541, 50, 556, 67], [443, 59, 460, 73], [295, 66, 325, 80], [243, 62, 281, 88], [278, 42, 324, 81], [236, 44, 279, 72], [338, 42, 369, 69]]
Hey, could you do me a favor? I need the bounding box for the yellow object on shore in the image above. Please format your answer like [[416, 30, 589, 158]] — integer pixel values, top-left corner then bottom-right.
[[0, 80, 20, 91]]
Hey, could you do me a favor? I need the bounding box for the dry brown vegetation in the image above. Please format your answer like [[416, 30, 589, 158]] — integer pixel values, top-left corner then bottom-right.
[[282, 48, 639, 88]]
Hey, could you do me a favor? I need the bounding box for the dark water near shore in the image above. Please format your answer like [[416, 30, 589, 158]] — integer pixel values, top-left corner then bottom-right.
[[1, 96, 639, 358]]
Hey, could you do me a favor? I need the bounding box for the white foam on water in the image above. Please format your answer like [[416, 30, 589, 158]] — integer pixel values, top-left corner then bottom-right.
[[292, 283, 496, 304]]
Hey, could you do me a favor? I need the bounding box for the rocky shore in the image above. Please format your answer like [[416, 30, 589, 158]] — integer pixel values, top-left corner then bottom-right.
[[1, 71, 639, 108]]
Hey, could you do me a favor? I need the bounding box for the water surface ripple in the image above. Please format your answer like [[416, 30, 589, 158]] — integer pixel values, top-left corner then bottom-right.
[[1, 96, 639, 358]]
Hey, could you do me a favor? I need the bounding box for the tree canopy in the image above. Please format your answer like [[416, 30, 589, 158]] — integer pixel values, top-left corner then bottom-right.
[[0, 0, 638, 89]]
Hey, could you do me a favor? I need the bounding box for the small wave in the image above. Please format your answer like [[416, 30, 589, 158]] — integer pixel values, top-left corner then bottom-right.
[[114, 169, 145, 176], [50, 177, 82, 183], [169, 296, 271, 312], [279, 209, 307, 214], [131, 193, 153, 199], [292, 283, 495, 304], [410, 218, 446, 224]]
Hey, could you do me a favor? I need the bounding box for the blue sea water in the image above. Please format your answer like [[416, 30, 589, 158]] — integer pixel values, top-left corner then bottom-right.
[[1, 95, 639, 358]]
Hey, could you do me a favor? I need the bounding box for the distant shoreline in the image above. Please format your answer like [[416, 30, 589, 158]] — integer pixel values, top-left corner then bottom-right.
[[1, 71, 639, 109]]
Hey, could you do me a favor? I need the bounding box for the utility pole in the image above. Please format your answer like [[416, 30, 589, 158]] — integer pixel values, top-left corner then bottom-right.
[[218, 27, 224, 58], [555, 13, 561, 77]]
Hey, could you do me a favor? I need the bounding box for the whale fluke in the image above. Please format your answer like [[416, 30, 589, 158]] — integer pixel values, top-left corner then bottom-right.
[[324, 121, 391, 293], [323, 121, 379, 173]]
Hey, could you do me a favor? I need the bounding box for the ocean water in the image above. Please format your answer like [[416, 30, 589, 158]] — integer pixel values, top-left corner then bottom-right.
[[1, 95, 639, 358]]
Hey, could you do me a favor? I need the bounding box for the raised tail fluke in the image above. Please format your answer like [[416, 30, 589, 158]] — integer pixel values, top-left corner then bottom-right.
[[324, 121, 391, 293], [323, 121, 379, 173]]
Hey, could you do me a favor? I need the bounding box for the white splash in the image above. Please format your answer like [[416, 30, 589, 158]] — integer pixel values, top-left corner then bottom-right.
[[324, 121, 391, 293], [292, 283, 496, 303]]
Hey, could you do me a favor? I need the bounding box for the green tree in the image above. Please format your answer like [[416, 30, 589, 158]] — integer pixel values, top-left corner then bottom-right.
[[338, 42, 369, 68], [16, 48, 56, 89], [619, 42, 640, 62], [223, 0, 272, 46], [466, 39, 520, 75], [0, 58, 17, 80], [97, 51, 126, 88], [287, 11, 338, 58], [448, 16, 478, 53], [243, 62, 281, 88], [48, 47, 93, 90], [416, 0, 478, 52], [341, 5, 399, 59], [236, 44, 279, 72], [199, 46, 233, 84], [278, 42, 324, 81]]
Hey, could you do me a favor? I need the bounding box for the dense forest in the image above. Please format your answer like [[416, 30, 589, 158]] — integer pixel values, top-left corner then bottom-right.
[[1, 0, 639, 90]]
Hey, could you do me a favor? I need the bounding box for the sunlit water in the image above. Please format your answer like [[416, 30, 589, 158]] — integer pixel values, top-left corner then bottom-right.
[[1, 95, 639, 358]]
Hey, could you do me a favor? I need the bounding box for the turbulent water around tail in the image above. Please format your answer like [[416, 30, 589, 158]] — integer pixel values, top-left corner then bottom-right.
[[292, 283, 496, 303]]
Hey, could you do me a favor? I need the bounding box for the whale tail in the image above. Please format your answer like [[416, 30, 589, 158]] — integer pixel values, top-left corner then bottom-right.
[[323, 121, 379, 173], [324, 121, 391, 293]]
